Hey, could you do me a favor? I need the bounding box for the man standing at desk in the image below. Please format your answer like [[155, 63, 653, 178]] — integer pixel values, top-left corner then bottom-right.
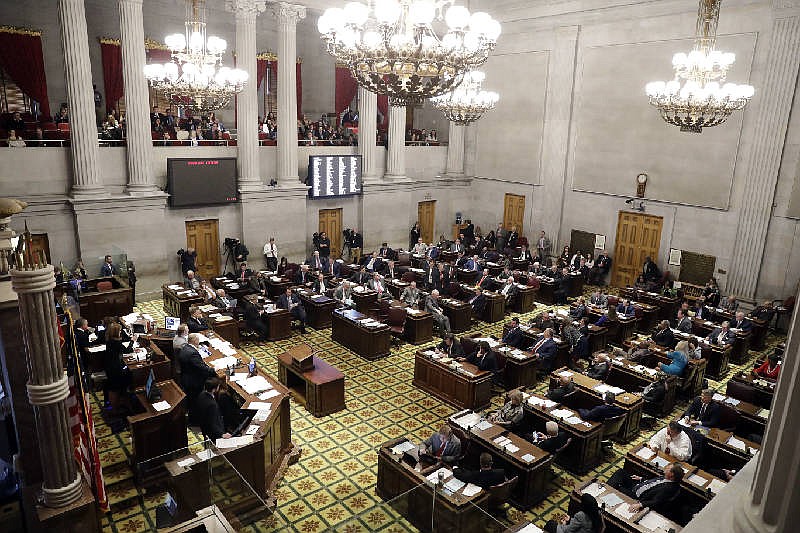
[[178, 334, 216, 415], [279, 287, 307, 334], [468, 287, 486, 317], [195, 378, 231, 441], [422, 425, 462, 465], [425, 290, 451, 335], [101, 254, 117, 276]]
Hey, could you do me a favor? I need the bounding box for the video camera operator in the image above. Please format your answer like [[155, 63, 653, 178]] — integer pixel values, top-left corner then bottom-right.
[[177, 248, 198, 275]]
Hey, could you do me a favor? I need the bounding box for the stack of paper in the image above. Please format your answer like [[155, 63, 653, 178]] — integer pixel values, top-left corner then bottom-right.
[[635, 447, 656, 460], [215, 435, 254, 449], [613, 502, 637, 520], [390, 441, 416, 455], [229, 373, 248, 383], [521, 453, 535, 463], [152, 400, 171, 412], [723, 397, 741, 406], [425, 467, 452, 484], [444, 478, 465, 492], [196, 449, 215, 461], [528, 397, 557, 409], [493, 435, 512, 448], [550, 408, 574, 419], [582, 482, 606, 498], [258, 389, 281, 401], [687, 474, 707, 486], [607, 386, 625, 395], [241, 376, 272, 395], [474, 420, 493, 431], [168, 284, 183, 290], [452, 412, 481, 429], [639, 510, 673, 531], [517, 524, 544, 533], [652, 456, 670, 468], [557, 370, 574, 378], [211, 356, 238, 371], [712, 393, 727, 402], [594, 384, 611, 394], [599, 492, 624, 508], [253, 408, 271, 422], [176, 457, 196, 468], [708, 478, 727, 494], [565, 416, 583, 425], [727, 436, 747, 451], [462, 483, 482, 497]]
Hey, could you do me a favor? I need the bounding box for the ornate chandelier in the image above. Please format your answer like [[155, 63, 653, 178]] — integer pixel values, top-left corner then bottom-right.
[[143, 0, 248, 112], [645, 0, 754, 133], [317, 1, 501, 106], [430, 70, 498, 125]]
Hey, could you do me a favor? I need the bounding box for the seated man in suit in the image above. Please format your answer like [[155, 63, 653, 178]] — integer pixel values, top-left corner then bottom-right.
[[243, 301, 268, 340], [350, 265, 370, 286], [585, 353, 611, 380], [642, 372, 668, 406], [278, 287, 307, 334], [616, 299, 636, 317], [312, 272, 329, 294], [502, 317, 526, 349], [570, 296, 587, 319], [437, 333, 464, 357], [184, 269, 202, 290], [578, 392, 624, 422], [720, 295, 739, 313], [707, 321, 734, 346], [383, 260, 399, 280], [248, 271, 267, 296], [532, 421, 569, 453], [195, 378, 232, 442], [474, 269, 492, 290], [363, 252, 384, 273], [308, 250, 328, 272], [750, 300, 775, 323], [400, 280, 420, 308], [530, 328, 558, 371], [294, 264, 312, 286], [729, 311, 753, 332], [672, 308, 692, 333], [178, 334, 216, 409], [548, 374, 576, 402], [367, 272, 391, 299], [187, 306, 210, 333], [212, 289, 236, 311], [236, 261, 253, 282], [499, 276, 518, 307], [449, 238, 464, 254], [518, 245, 533, 263], [467, 287, 487, 317], [425, 290, 451, 334], [608, 463, 684, 513], [488, 390, 524, 428], [589, 290, 608, 308], [453, 452, 506, 489], [422, 425, 462, 465], [458, 340, 498, 372], [681, 389, 721, 428], [648, 421, 693, 461], [529, 311, 554, 331], [333, 280, 355, 308], [651, 320, 676, 348], [378, 242, 393, 260], [466, 254, 482, 272]]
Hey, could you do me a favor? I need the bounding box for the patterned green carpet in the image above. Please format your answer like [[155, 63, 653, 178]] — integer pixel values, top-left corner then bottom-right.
[[95, 290, 782, 532]]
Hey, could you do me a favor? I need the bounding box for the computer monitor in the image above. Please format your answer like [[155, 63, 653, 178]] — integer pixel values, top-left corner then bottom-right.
[[164, 316, 180, 330], [145, 369, 155, 401]]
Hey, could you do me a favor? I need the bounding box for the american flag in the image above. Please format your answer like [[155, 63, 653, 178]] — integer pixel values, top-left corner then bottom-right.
[[63, 312, 109, 512]]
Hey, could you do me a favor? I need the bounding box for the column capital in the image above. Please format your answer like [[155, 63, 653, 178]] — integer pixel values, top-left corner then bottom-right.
[[225, 0, 267, 17], [271, 1, 306, 24], [118, 0, 142, 4]]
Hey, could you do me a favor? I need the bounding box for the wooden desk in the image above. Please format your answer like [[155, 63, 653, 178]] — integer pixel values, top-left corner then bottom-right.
[[522, 392, 603, 473], [266, 275, 292, 298], [403, 307, 434, 344], [461, 335, 540, 390], [277, 351, 345, 417], [413, 350, 492, 410], [606, 356, 677, 416], [513, 285, 537, 314], [123, 340, 173, 388], [504, 323, 572, 371], [440, 296, 472, 333], [210, 275, 253, 301], [458, 284, 505, 323], [376, 437, 492, 533], [535, 278, 556, 304], [620, 288, 681, 322], [448, 411, 553, 510], [553, 314, 608, 354], [727, 372, 774, 409], [128, 380, 187, 465], [710, 391, 767, 438], [549, 368, 643, 442], [242, 295, 292, 340], [55, 276, 133, 327], [352, 288, 378, 314], [296, 289, 338, 329], [456, 268, 480, 285], [162, 283, 204, 321], [627, 339, 707, 399], [571, 479, 683, 532], [331, 308, 391, 360], [691, 318, 750, 364], [703, 428, 760, 472]]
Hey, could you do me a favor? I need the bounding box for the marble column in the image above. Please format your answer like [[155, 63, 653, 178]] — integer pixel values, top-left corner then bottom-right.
[[727, 15, 800, 300], [463, 123, 477, 178], [228, 0, 267, 191], [11, 261, 82, 508], [358, 86, 378, 180], [58, 0, 104, 196], [271, 2, 305, 185], [385, 105, 406, 179], [445, 122, 465, 178], [119, 0, 157, 195]]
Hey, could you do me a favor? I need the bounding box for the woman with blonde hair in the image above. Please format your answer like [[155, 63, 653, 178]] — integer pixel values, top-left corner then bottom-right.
[[660, 340, 689, 376]]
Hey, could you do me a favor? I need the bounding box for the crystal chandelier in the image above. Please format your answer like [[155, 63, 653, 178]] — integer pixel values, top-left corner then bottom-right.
[[430, 70, 498, 125], [143, 0, 248, 112], [645, 0, 754, 133], [317, 1, 501, 106]]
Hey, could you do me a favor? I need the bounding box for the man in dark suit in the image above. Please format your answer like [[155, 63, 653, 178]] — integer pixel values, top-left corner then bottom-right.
[[295, 264, 312, 285], [529, 312, 554, 331], [278, 287, 307, 333], [474, 269, 492, 290], [212, 289, 236, 311], [73, 318, 94, 370], [547, 375, 576, 402], [651, 320, 676, 348], [249, 271, 268, 296], [462, 220, 475, 247], [350, 229, 363, 262], [317, 231, 331, 258], [378, 242, 393, 260], [578, 392, 624, 421], [463, 341, 498, 372], [585, 353, 610, 380], [530, 328, 558, 371], [468, 287, 487, 317], [383, 260, 399, 280], [502, 317, 526, 349], [363, 252, 384, 273], [682, 389, 721, 428], [424, 260, 441, 290], [570, 297, 587, 320], [312, 273, 329, 294], [674, 309, 692, 333], [707, 321, 734, 345], [729, 311, 753, 332], [518, 245, 533, 263], [178, 334, 216, 408], [450, 238, 465, 254], [506, 226, 519, 250], [499, 277, 518, 307], [642, 256, 661, 283], [534, 421, 569, 453], [350, 266, 370, 286], [616, 299, 636, 317], [194, 378, 231, 441], [422, 426, 462, 465], [308, 251, 328, 272], [437, 334, 464, 357], [236, 261, 253, 281], [454, 452, 506, 489], [590, 250, 612, 284], [187, 306, 210, 333], [608, 463, 684, 513], [243, 302, 268, 340], [100, 255, 117, 277]]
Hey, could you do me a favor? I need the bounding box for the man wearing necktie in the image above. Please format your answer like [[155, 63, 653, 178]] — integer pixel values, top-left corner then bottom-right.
[[422, 426, 462, 465], [369, 273, 390, 299]]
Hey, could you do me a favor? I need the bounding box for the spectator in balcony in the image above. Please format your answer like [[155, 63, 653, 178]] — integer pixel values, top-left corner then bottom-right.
[[6, 111, 25, 133], [7, 130, 26, 147], [152, 118, 165, 135], [188, 130, 199, 146], [163, 108, 176, 129], [103, 114, 122, 140], [158, 131, 171, 147], [150, 105, 163, 128], [55, 106, 70, 124], [29, 127, 45, 147]]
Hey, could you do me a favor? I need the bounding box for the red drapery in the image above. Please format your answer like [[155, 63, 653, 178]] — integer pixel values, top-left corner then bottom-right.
[[296, 62, 302, 119], [334, 66, 358, 121], [0, 31, 51, 118], [377, 94, 388, 130], [256, 58, 269, 91], [146, 48, 171, 62], [100, 42, 123, 113]]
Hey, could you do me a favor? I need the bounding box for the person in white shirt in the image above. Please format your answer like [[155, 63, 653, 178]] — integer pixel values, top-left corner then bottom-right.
[[412, 238, 428, 256], [648, 422, 693, 461], [262, 237, 278, 272], [7, 130, 26, 147]]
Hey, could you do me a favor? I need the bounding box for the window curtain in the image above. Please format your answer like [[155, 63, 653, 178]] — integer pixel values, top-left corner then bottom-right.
[[296, 61, 302, 119], [256, 58, 269, 91], [335, 65, 358, 121], [0, 29, 51, 118], [100, 42, 123, 113]]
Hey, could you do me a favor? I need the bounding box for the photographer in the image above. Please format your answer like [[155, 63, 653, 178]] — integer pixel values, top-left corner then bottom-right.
[[178, 248, 198, 276], [350, 228, 363, 263]]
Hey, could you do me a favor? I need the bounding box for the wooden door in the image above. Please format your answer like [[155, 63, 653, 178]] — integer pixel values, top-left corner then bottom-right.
[[610, 212, 663, 288], [503, 194, 526, 236], [417, 200, 436, 244], [185, 219, 220, 279], [319, 209, 343, 258], [30, 233, 51, 265]]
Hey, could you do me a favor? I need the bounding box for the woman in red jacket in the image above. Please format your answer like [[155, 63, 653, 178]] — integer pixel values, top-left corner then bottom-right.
[[753, 353, 781, 380]]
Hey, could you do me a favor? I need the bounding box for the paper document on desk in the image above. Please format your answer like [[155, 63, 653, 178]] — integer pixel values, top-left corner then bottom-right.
[[168, 284, 183, 290], [241, 376, 271, 394], [390, 441, 416, 455], [565, 416, 583, 425], [727, 436, 746, 451], [607, 386, 625, 395], [253, 409, 271, 422], [215, 435, 254, 449], [176, 457, 196, 468], [687, 474, 706, 486], [635, 447, 656, 460], [211, 356, 238, 371], [462, 483, 482, 497], [122, 313, 139, 324], [230, 373, 248, 383], [475, 420, 493, 431], [151, 401, 171, 412], [557, 370, 574, 378], [247, 402, 273, 413], [199, 305, 216, 313], [425, 467, 452, 484], [529, 397, 557, 409], [582, 482, 606, 498], [257, 389, 280, 401], [245, 425, 260, 436], [638, 510, 673, 531], [599, 492, 624, 508], [453, 412, 481, 429], [594, 384, 610, 394], [504, 443, 520, 454], [651, 456, 670, 468], [195, 333, 210, 343], [712, 393, 726, 401], [708, 478, 727, 493], [444, 478, 465, 492], [613, 502, 637, 520], [550, 409, 574, 419], [196, 449, 215, 461]]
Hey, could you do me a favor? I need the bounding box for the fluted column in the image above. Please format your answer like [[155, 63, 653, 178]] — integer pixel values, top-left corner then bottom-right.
[[463, 123, 477, 178], [727, 15, 800, 299], [445, 122, 465, 178], [272, 2, 305, 185], [119, 0, 156, 194], [228, 0, 267, 191], [58, 0, 104, 196], [385, 105, 406, 179], [359, 86, 378, 180], [11, 262, 81, 508]]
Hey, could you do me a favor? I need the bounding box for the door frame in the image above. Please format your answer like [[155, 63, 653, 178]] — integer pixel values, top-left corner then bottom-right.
[[185, 219, 220, 279]]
